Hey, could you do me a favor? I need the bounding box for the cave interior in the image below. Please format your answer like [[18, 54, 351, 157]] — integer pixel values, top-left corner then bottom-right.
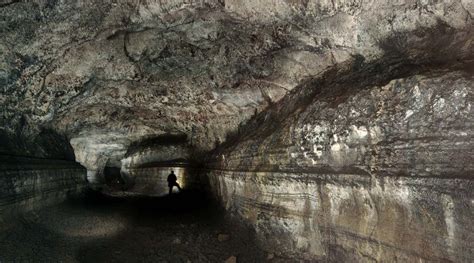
[[0, 0, 473, 262]]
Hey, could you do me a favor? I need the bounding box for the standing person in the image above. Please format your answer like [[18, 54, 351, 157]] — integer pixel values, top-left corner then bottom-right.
[[167, 170, 182, 194]]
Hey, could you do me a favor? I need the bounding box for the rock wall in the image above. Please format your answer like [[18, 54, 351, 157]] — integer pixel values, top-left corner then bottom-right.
[[205, 68, 474, 261], [0, 156, 87, 227]]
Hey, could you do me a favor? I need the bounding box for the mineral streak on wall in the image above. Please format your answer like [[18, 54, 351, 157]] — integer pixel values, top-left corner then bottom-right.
[[205, 70, 474, 262], [0, 156, 87, 226]]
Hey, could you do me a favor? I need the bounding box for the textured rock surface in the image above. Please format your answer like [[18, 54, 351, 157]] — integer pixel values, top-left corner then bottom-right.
[[0, 156, 86, 227], [2, 0, 472, 173], [1, 0, 283, 174], [1, 0, 473, 261], [206, 69, 474, 261]]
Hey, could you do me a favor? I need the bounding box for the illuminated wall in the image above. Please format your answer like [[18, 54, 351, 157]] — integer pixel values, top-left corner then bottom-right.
[[127, 166, 201, 196]]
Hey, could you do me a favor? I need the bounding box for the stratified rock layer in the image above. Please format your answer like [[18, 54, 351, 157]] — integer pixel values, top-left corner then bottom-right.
[[206, 69, 474, 261], [0, 156, 86, 227]]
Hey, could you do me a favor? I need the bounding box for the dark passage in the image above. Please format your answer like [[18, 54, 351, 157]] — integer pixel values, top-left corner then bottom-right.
[[104, 166, 125, 188], [0, 191, 271, 263]]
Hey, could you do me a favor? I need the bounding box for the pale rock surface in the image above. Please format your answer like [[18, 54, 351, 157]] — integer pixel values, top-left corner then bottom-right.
[[207, 70, 474, 261]]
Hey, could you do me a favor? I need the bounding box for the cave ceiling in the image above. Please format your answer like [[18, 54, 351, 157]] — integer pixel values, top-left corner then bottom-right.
[[1, 0, 472, 168]]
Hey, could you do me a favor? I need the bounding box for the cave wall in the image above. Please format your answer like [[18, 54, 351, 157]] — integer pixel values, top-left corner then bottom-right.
[[205, 69, 474, 261], [0, 155, 86, 228], [0, 128, 87, 225]]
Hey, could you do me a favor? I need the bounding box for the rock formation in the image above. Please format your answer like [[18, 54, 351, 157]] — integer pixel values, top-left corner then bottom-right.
[[0, 0, 472, 261], [207, 68, 474, 261]]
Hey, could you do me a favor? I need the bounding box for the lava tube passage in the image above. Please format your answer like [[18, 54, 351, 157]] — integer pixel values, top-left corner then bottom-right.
[[1, 0, 473, 262]]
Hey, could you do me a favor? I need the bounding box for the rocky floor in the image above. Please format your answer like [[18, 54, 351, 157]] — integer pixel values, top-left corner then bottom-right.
[[0, 191, 285, 263]]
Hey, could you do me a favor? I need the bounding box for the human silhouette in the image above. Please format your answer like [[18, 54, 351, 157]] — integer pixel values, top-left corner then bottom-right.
[[167, 170, 182, 194]]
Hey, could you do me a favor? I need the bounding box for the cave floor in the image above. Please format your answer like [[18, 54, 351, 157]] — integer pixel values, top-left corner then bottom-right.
[[0, 191, 282, 263]]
